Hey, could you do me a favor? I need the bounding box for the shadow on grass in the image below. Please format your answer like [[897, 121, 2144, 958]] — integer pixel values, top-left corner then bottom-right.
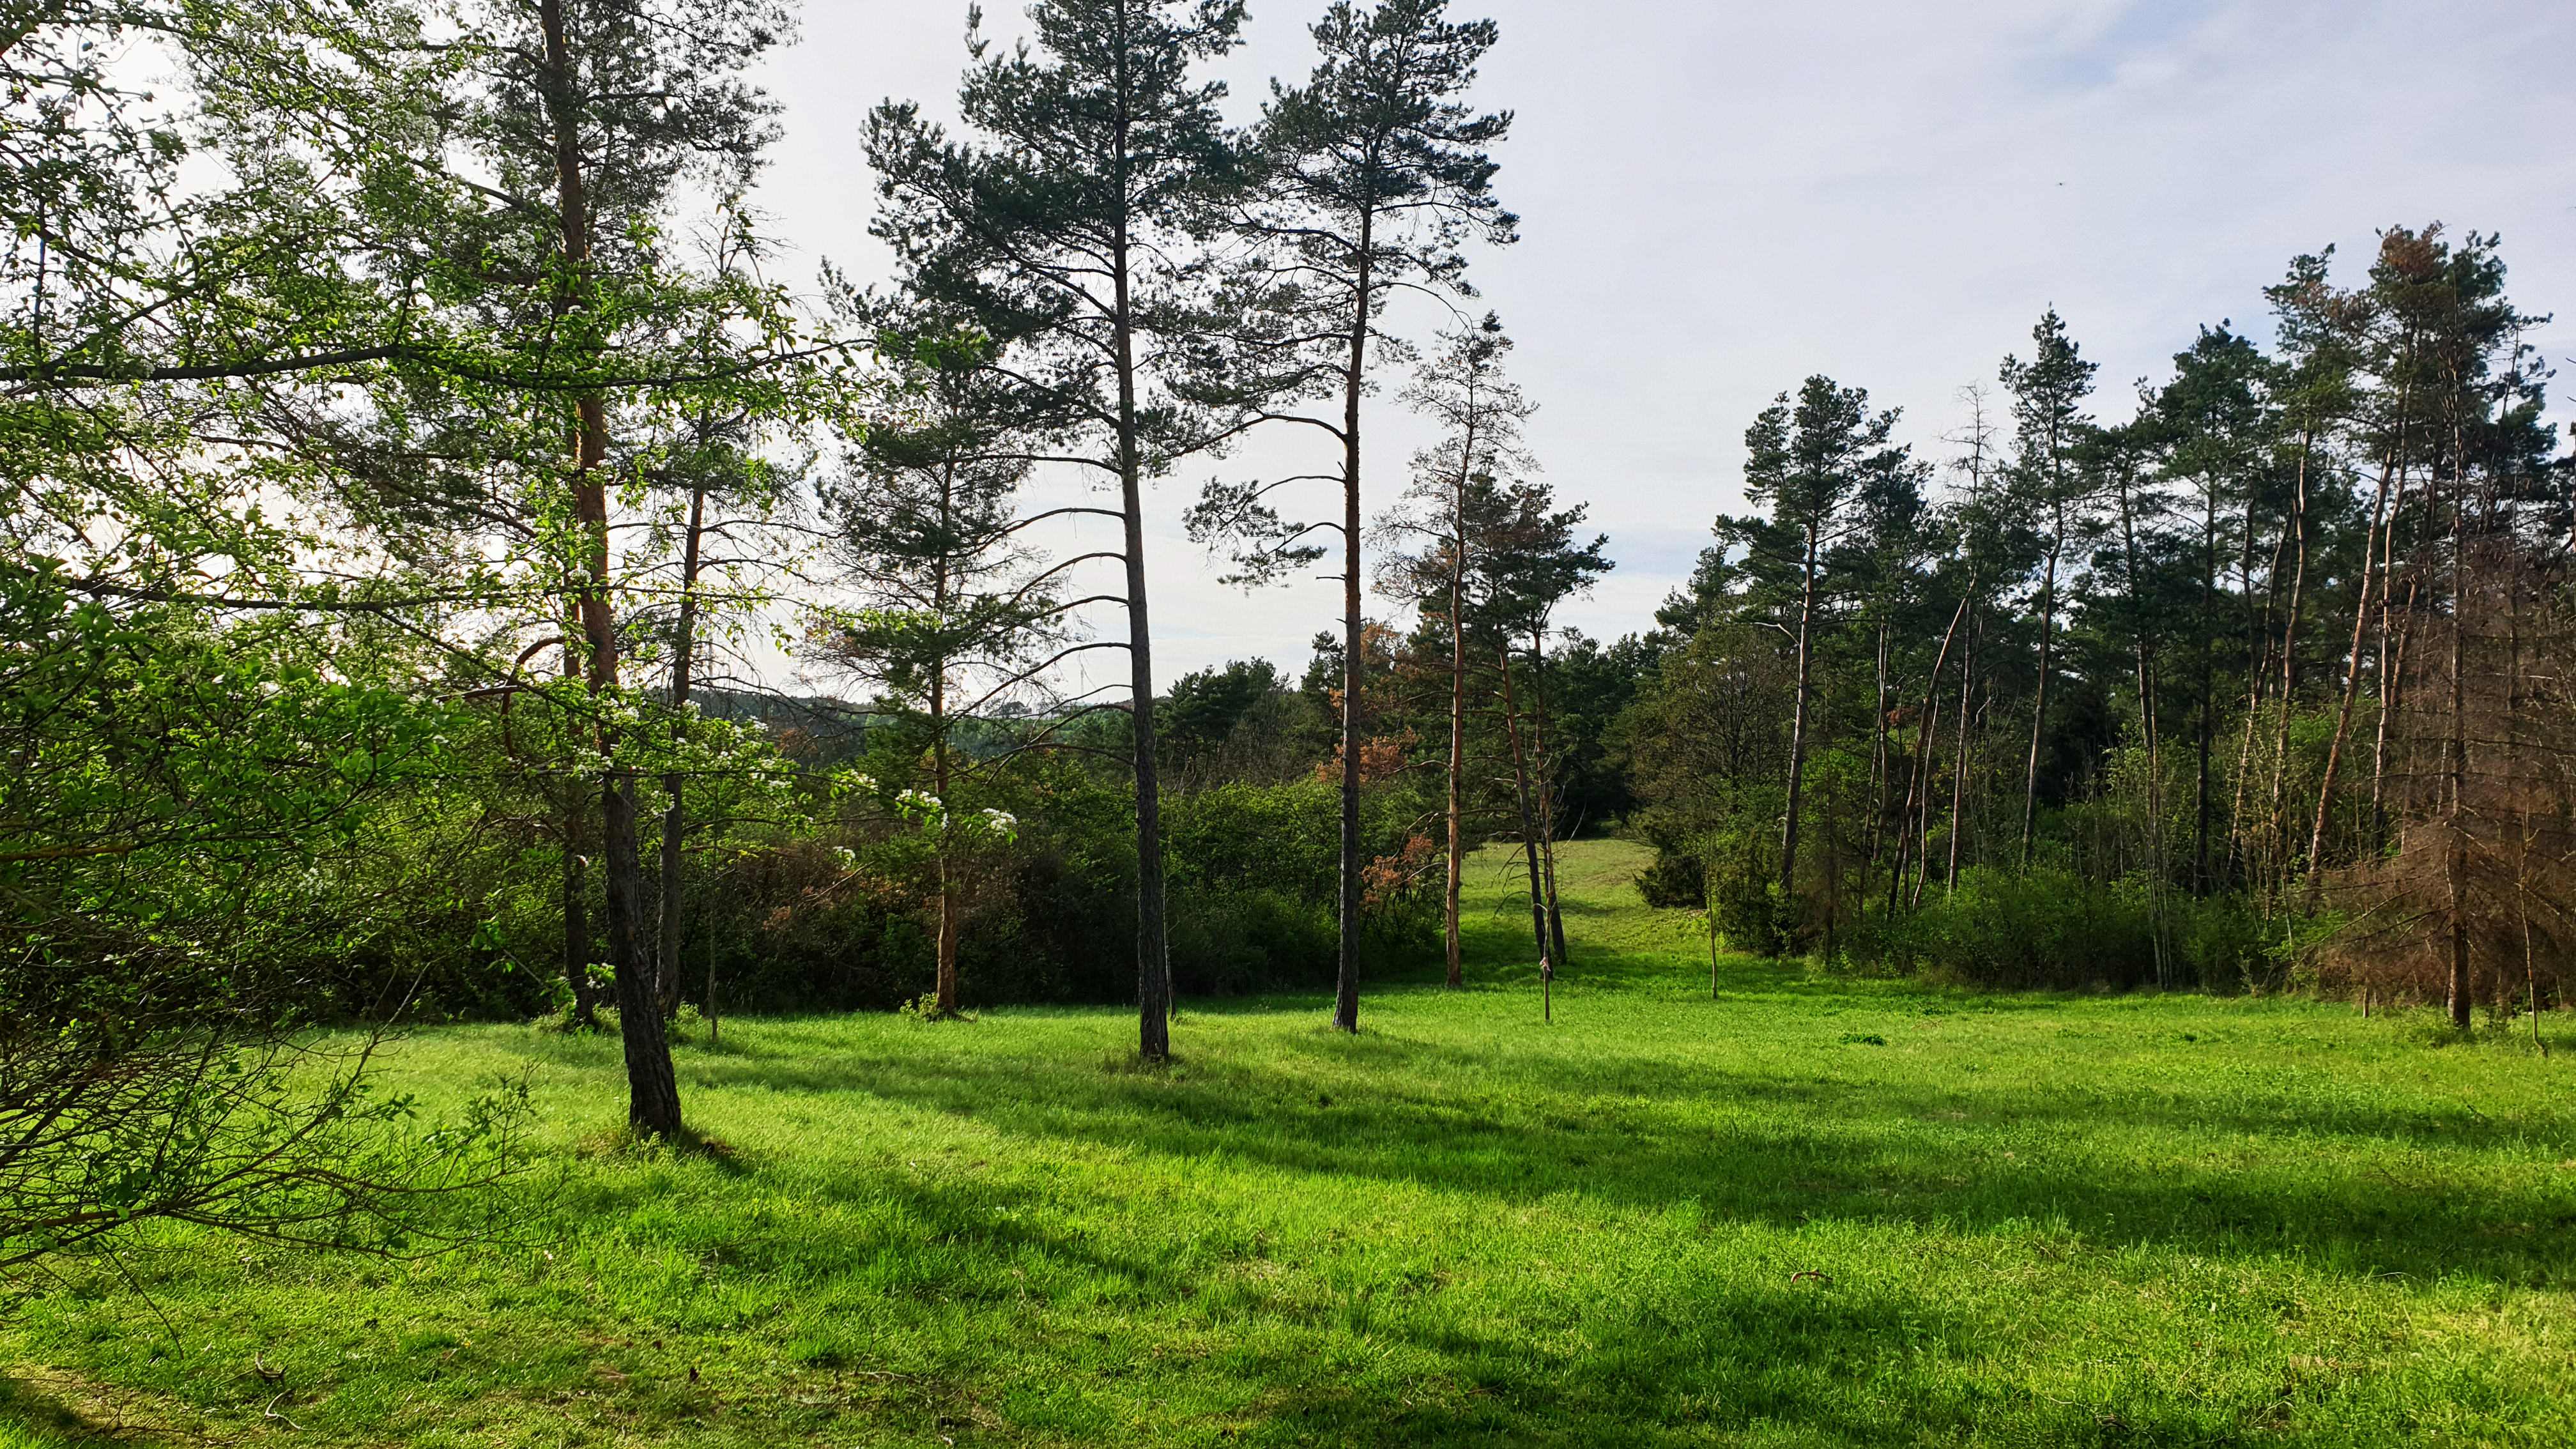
[[550, 992, 2576, 1297]]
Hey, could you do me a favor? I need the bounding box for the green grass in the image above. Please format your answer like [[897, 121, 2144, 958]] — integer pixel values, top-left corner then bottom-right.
[[8, 839, 2575, 1445]]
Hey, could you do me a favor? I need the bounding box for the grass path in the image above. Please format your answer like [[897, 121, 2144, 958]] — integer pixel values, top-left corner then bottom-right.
[[6, 841, 2575, 1445]]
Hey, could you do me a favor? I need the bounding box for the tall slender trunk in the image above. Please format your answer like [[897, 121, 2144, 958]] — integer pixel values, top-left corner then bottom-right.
[[656, 484, 707, 1014], [1528, 628, 1569, 972], [2113, 466, 2168, 984], [2021, 528, 2062, 868], [1333, 231, 1373, 1035], [2368, 475, 2425, 850], [2303, 454, 2402, 910], [1943, 611, 1977, 895], [931, 462, 962, 1016], [1781, 538, 1822, 899], [2224, 505, 2277, 893], [1899, 594, 1971, 915], [561, 625, 599, 1029], [1498, 641, 1547, 960], [933, 666, 960, 1016], [1862, 620, 1889, 916], [541, 0, 676, 1135], [2444, 425, 2471, 1029], [2264, 430, 2313, 912], [2193, 488, 2218, 893], [1110, 230, 1170, 1059], [1444, 535, 1466, 988]]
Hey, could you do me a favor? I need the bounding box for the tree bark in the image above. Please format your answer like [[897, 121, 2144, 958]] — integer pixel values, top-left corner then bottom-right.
[[1527, 629, 1569, 973], [2020, 528, 2062, 868], [2303, 454, 2402, 911], [1333, 231, 1373, 1035], [1781, 532, 1822, 900], [656, 483, 707, 1015], [1109, 195, 1170, 1059], [1445, 526, 1466, 988], [561, 625, 599, 1029], [2264, 429, 2313, 912], [1498, 641, 1547, 961], [542, 0, 677, 1135], [1944, 611, 1976, 895]]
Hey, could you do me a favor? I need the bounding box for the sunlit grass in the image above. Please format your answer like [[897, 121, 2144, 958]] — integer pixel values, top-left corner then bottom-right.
[[6, 840, 2572, 1445]]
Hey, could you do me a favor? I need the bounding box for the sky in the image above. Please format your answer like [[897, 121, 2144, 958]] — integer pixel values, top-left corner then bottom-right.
[[747, 0, 2576, 693]]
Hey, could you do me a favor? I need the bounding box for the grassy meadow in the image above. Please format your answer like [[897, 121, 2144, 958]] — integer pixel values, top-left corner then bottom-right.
[[5, 839, 2573, 1446]]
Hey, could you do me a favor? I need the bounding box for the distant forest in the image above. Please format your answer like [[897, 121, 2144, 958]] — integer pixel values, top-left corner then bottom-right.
[[4, 0, 2568, 1167]]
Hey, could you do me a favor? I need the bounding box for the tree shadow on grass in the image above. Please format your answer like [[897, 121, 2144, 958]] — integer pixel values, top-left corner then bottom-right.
[[622, 1010, 2576, 1294]]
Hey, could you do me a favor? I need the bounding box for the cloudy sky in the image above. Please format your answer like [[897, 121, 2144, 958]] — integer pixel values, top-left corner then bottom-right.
[[749, 0, 2576, 690]]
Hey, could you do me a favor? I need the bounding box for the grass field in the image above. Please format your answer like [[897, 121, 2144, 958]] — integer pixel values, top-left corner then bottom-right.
[[6, 839, 2574, 1446]]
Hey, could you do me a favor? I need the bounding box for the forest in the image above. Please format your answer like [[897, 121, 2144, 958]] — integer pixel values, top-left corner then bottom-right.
[[4, 1, 2573, 1445]]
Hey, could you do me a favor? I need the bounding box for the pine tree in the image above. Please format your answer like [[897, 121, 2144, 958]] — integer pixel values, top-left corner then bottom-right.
[[806, 321, 1064, 1017], [868, 0, 1251, 1060], [1998, 310, 2098, 868], [1717, 376, 1913, 924], [1374, 316, 1533, 985], [1199, 0, 1512, 1031]]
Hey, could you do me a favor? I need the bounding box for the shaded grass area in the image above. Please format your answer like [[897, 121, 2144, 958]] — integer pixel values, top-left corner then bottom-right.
[[7, 839, 2575, 1445]]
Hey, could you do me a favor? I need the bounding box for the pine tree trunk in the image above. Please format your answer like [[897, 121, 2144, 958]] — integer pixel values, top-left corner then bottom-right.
[[1528, 629, 1569, 973], [543, 0, 676, 1135], [1107, 195, 1170, 1058], [2264, 434, 2312, 912], [935, 671, 959, 1016], [656, 484, 706, 1015], [561, 625, 599, 1029], [1944, 612, 1977, 895], [2303, 456, 2402, 911], [1445, 555, 1465, 988], [1333, 238, 1372, 1036], [2021, 533, 2061, 868], [1781, 540, 1821, 900], [1899, 594, 1970, 916], [1498, 641, 1547, 960]]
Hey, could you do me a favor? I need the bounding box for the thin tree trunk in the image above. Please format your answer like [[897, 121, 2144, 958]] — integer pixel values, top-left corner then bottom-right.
[[2021, 533, 2062, 868], [1528, 629, 1569, 973], [1112, 263, 1170, 1059], [2111, 461, 2170, 981], [2264, 429, 2313, 913], [1499, 640, 1547, 960], [656, 484, 707, 1015], [1899, 594, 1971, 916], [2445, 422, 2471, 1031], [1333, 235, 1373, 1036], [561, 625, 599, 1029], [2225, 504, 2283, 894], [1781, 540, 1822, 900], [1444, 542, 1466, 988], [2193, 489, 2218, 893], [1862, 620, 1889, 917], [1943, 611, 1977, 895], [2370, 472, 2424, 851], [2303, 455, 2402, 911], [542, 0, 675, 1135]]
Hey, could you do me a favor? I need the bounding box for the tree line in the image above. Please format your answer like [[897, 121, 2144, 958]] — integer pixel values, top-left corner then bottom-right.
[[4, 0, 2569, 1272]]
